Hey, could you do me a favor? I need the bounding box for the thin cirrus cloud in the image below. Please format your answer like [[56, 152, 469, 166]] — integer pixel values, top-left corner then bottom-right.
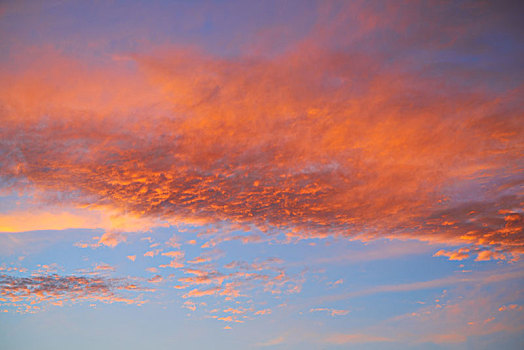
[[0, 1, 522, 257], [325, 280, 524, 346]]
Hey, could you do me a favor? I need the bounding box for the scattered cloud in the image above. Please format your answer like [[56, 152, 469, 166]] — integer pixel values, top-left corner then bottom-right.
[[310, 307, 349, 317], [95, 263, 115, 272], [0, 273, 148, 313], [254, 308, 271, 316], [475, 250, 507, 262], [434, 248, 470, 261], [98, 232, 127, 248]]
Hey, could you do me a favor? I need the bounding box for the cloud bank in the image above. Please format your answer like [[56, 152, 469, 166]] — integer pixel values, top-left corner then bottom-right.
[[0, 0, 522, 258]]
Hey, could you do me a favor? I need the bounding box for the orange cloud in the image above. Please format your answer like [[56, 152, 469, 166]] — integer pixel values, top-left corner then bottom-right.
[[254, 308, 271, 316], [95, 264, 115, 271], [98, 232, 127, 248], [159, 260, 184, 269], [143, 249, 161, 257], [433, 248, 470, 261], [183, 300, 196, 311], [188, 256, 211, 264], [0, 210, 102, 233], [0, 204, 167, 234], [161, 251, 184, 258], [183, 286, 221, 298], [475, 250, 507, 262], [498, 304, 523, 312], [0, 1, 522, 259], [223, 307, 245, 314]]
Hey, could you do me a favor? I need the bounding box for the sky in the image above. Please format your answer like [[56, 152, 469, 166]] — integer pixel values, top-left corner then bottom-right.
[[0, 0, 523, 349]]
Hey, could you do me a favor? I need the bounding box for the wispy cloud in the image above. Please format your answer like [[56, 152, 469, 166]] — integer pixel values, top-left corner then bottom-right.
[[0, 273, 148, 313], [318, 264, 524, 303], [255, 335, 286, 347], [310, 307, 349, 317]]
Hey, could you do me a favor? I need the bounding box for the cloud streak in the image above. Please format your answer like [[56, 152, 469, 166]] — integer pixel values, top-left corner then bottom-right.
[[0, 273, 147, 313]]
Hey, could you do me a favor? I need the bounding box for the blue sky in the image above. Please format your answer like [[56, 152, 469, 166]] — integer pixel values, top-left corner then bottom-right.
[[1, 1, 523, 349]]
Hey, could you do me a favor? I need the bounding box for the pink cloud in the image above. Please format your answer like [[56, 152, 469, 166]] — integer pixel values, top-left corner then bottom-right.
[[310, 307, 349, 317], [95, 264, 115, 272], [183, 286, 221, 298], [147, 275, 163, 284], [159, 260, 184, 269], [98, 232, 127, 248], [254, 308, 271, 316], [161, 251, 184, 258], [144, 249, 162, 257]]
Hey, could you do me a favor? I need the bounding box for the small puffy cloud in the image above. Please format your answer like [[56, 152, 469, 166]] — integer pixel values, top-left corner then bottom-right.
[[182, 300, 196, 311], [188, 256, 211, 264], [433, 248, 470, 261], [162, 251, 184, 258], [148, 275, 163, 284], [254, 308, 271, 315], [159, 260, 184, 268], [98, 232, 127, 248], [183, 286, 221, 298], [144, 249, 162, 257], [475, 250, 507, 262], [165, 235, 181, 248], [95, 264, 115, 272], [498, 304, 523, 312], [223, 307, 244, 315], [328, 279, 343, 287]]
